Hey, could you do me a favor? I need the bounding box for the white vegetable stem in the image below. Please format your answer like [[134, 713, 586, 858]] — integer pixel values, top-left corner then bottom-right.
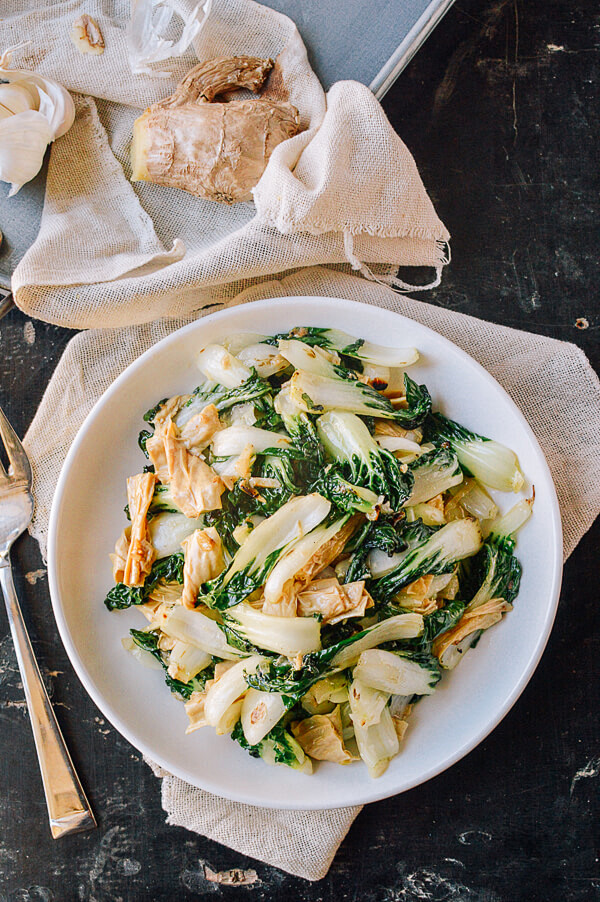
[[241, 688, 288, 745], [348, 696, 399, 778], [204, 656, 264, 727], [225, 603, 322, 657], [197, 344, 251, 388], [278, 339, 338, 377], [148, 512, 204, 559], [169, 640, 212, 682], [211, 425, 290, 456], [237, 343, 288, 377], [488, 497, 534, 541], [160, 605, 244, 660], [332, 614, 424, 669], [456, 440, 524, 493], [354, 649, 436, 696], [222, 493, 331, 589], [323, 329, 419, 368], [263, 516, 348, 606], [349, 678, 389, 728]]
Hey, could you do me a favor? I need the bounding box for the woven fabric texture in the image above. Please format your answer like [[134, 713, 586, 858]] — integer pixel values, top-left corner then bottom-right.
[[0, 0, 449, 329]]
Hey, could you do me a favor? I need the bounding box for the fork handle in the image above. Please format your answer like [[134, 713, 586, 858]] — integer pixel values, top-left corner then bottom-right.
[[0, 561, 96, 838]]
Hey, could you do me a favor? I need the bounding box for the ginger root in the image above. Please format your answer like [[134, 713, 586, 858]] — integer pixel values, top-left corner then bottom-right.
[[131, 56, 302, 203]]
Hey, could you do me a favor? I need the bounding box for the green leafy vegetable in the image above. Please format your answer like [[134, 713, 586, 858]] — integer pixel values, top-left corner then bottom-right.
[[312, 466, 381, 515], [103, 552, 184, 611], [317, 410, 413, 511], [425, 412, 524, 493], [231, 721, 311, 771], [130, 629, 214, 699], [369, 519, 482, 603], [201, 494, 331, 610]]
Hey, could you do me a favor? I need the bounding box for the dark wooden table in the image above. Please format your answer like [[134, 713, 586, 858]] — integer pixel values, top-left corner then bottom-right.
[[1, 1, 598, 899]]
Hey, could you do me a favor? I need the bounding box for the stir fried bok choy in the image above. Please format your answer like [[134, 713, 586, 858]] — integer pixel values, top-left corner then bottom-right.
[[104, 324, 532, 778]]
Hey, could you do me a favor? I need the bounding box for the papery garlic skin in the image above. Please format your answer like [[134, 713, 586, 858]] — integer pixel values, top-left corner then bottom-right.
[[0, 110, 53, 196], [0, 46, 75, 194], [127, 0, 212, 77]]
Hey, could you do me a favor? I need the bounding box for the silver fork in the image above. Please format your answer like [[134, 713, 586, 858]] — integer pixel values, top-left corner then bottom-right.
[[0, 406, 96, 838]]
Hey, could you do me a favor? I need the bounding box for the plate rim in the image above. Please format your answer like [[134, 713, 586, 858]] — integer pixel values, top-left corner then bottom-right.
[[47, 295, 563, 809]]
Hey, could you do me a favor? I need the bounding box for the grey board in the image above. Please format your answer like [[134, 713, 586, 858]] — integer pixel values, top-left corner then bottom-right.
[[265, 0, 454, 95], [0, 0, 454, 289]]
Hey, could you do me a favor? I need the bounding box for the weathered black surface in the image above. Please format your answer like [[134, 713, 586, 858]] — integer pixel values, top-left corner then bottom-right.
[[0, 1, 599, 899]]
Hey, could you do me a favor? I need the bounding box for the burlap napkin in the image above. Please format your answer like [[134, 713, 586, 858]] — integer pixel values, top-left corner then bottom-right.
[[24, 268, 600, 879], [1, 0, 449, 330]]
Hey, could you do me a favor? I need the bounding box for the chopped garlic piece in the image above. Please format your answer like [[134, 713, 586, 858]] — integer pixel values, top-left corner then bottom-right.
[[70, 15, 105, 55]]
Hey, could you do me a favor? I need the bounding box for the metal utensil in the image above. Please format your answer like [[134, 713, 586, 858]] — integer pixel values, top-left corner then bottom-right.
[[0, 287, 14, 321], [0, 407, 96, 838]]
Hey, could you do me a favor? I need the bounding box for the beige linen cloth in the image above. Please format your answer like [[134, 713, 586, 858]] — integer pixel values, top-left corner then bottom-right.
[[1, 0, 450, 329], [24, 268, 600, 880]]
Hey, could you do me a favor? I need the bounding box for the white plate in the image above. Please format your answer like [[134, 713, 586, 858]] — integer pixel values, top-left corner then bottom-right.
[[47, 297, 562, 810]]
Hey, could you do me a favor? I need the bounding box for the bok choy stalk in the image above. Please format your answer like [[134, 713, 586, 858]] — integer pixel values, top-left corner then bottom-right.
[[200, 494, 331, 609], [231, 721, 313, 773], [245, 613, 424, 701], [278, 339, 343, 378], [462, 497, 533, 610], [369, 518, 482, 602], [353, 649, 440, 696], [263, 515, 350, 607], [168, 640, 212, 683], [197, 344, 252, 388], [348, 678, 389, 728], [148, 512, 205, 559], [408, 445, 463, 505], [211, 425, 290, 456], [203, 656, 265, 727], [275, 383, 324, 467], [158, 604, 245, 660], [241, 688, 290, 745], [291, 370, 431, 427], [222, 603, 322, 657], [269, 327, 419, 369], [129, 629, 214, 699], [332, 335, 419, 369], [312, 466, 381, 515], [317, 411, 414, 511], [444, 478, 498, 522], [348, 695, 399, 778], [425, 413, 524, 493], [236, 343, 289, 378]]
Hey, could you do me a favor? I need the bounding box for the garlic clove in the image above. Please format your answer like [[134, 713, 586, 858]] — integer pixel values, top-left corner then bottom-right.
[[70, 14, 105, 55], [0, 50, 75, 140], [0, 82, 37, 114], [0, 46, 75, 194], [0, 109, 53, 196]]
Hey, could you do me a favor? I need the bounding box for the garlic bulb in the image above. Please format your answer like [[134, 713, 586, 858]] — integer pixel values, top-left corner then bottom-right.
[[0, 44, 75, 196], [0, 82, 37, 118], [127, 0, 212, 77]]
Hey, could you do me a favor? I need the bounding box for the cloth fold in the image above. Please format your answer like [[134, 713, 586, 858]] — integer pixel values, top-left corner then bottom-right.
[[146, 758, 360, 881], [1, 0, 449, 329], [23, 267, 600, 880]]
